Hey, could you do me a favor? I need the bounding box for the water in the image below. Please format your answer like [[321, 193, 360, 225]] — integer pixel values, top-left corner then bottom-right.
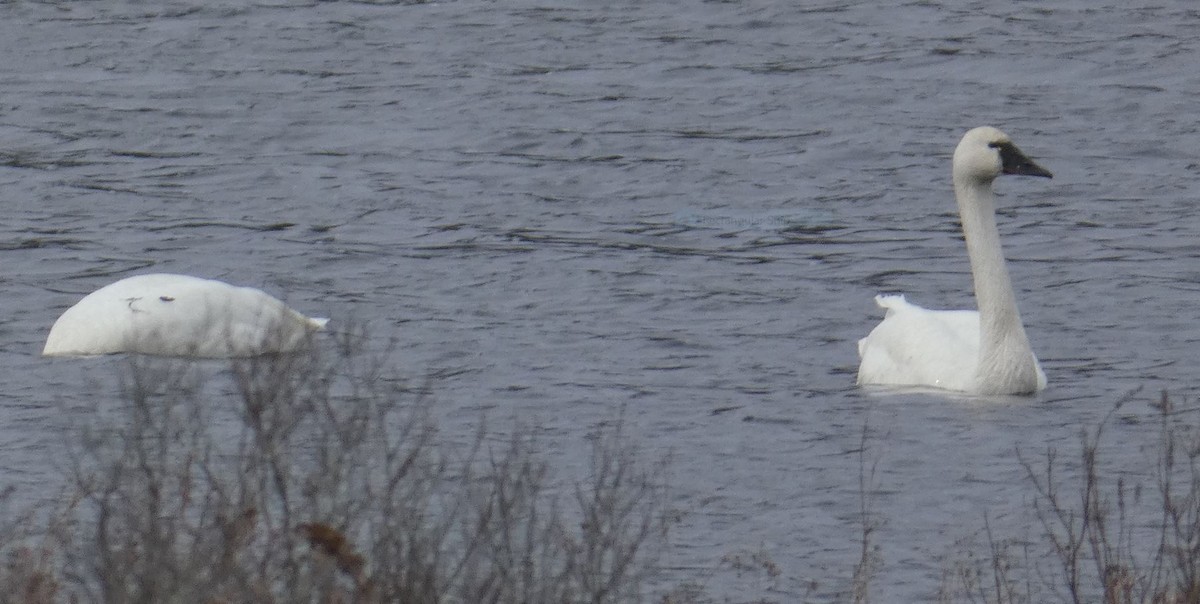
[[2, 1, 1199, 601]]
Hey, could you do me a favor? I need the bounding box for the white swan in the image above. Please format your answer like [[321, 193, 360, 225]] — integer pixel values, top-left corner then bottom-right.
[[43, 273, 328, 358], [857, 127, 1052, 395]]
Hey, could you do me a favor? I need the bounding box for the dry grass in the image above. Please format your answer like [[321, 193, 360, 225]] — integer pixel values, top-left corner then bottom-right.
[[21, 326, 1200, 603], [850, 419, 883, 604], [1, 326, 671, 603], [938, 390, 1200, 604]]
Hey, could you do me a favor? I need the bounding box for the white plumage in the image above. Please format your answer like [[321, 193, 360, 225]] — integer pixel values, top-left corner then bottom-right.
[[43, 273, 328, 358], [857, 127, 1052, 395]]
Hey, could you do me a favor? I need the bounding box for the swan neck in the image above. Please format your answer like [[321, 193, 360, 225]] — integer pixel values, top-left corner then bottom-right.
[[955, 178, 1017, 317], [954, 175, 1038, 393]]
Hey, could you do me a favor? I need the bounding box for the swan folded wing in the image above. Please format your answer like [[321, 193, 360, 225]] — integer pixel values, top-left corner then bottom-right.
[[42, 302, 131, 356], [43, 274, 326, 358], [159, 288, 321, 357], [857, 296, 980, 392]]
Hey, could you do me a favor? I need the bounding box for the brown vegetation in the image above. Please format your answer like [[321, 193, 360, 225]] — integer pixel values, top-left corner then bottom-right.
[[938, 391, 1200, 604], [13, 326, 1200, 603], [2, 328, 670, 603]]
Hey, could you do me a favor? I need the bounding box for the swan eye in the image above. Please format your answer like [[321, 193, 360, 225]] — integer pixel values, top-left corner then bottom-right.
[[159, 296, 175, 302]]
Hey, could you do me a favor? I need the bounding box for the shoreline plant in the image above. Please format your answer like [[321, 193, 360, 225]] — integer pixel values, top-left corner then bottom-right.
[[3, 327, 671, 604]]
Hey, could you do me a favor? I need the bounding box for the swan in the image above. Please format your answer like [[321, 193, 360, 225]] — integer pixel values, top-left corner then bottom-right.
[[856, 126, 1053, 395], [43, 273, 328, 358]]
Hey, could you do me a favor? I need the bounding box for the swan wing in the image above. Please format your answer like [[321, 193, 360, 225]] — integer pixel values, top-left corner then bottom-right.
[[857, 295, 980, 392], [43, 274, 325, 358]]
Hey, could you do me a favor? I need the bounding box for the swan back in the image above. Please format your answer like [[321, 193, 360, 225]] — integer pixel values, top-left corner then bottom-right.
[[43, 274, 328, 358], [856, 295, 981, 392]]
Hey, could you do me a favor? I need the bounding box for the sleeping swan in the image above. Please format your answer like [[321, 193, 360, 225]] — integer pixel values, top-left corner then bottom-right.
[[856, 127, 1052, 395], [43, 273, 328, 358]]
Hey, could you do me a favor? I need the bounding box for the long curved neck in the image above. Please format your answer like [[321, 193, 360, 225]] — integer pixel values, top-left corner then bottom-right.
[[954, 175, 1039, 393]]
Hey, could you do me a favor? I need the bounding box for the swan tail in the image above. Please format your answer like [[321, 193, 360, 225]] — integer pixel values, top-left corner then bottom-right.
[[873, 294, 910, 316]]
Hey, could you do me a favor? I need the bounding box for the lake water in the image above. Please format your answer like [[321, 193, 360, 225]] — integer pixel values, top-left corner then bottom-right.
[[2, 1, 1199, 601]]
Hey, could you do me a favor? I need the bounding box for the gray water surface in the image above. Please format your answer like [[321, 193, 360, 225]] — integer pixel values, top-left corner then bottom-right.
[[3, 1, 1200, 601]]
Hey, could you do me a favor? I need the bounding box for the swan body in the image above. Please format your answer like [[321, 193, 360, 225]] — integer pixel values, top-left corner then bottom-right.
[[43, 273, 328, 358], [857, 127, 1052, 395]]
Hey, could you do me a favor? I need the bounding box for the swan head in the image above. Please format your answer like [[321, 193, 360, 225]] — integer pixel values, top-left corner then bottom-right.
[[953, 126, 1052, 184]]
